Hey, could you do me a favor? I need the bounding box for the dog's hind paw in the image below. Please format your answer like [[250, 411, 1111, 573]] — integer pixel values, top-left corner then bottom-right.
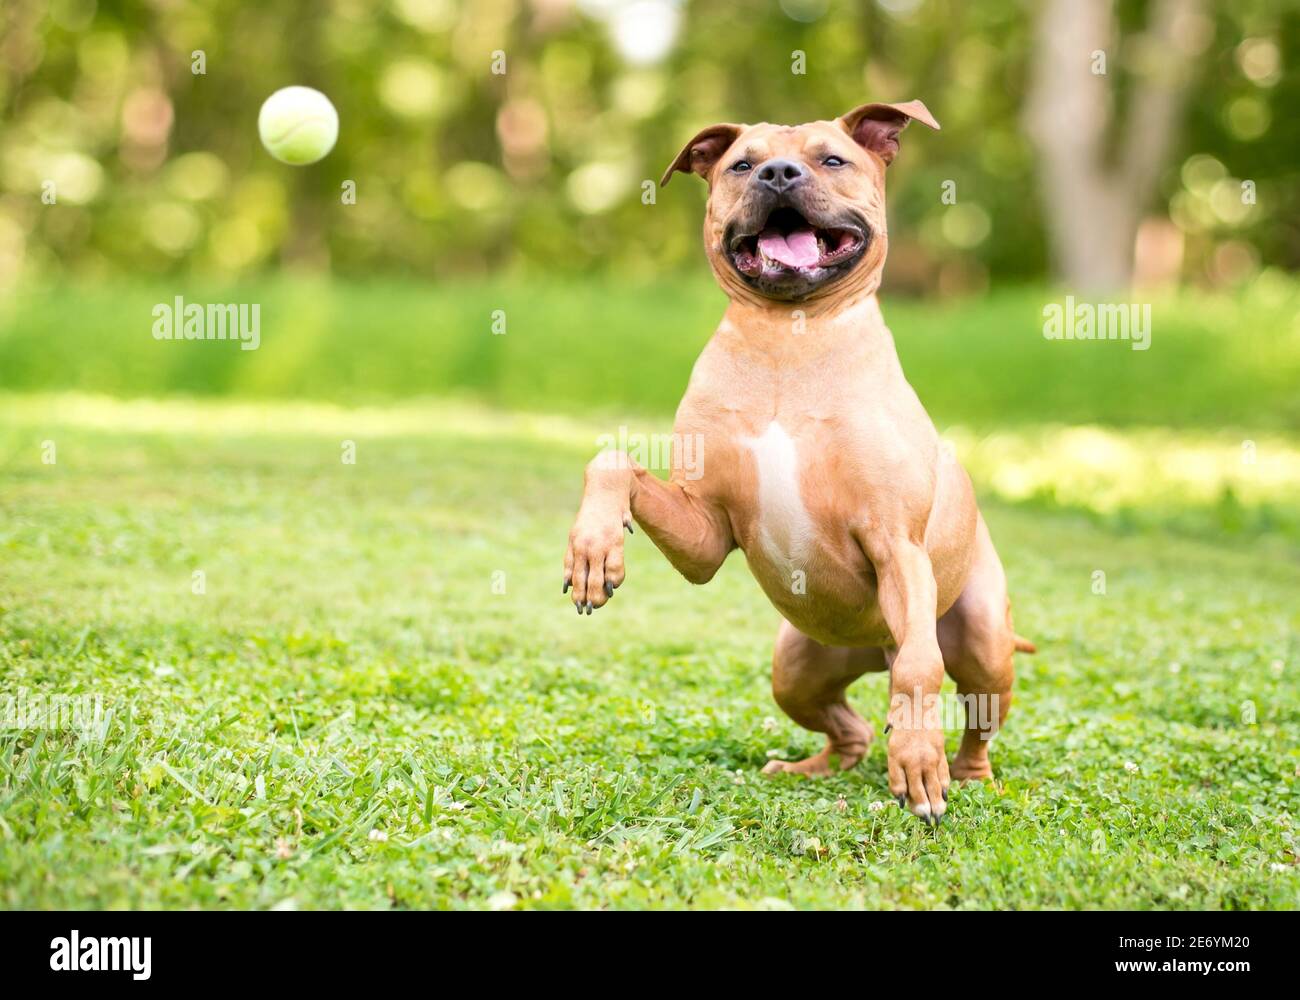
[[949, 755, 994, 782], [760, 737, 869, 778]]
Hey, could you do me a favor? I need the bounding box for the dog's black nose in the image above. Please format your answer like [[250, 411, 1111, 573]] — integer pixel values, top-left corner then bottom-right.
[[755, 158, 807, 194]]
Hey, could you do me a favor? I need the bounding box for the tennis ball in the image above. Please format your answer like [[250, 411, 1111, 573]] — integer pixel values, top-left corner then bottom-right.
[[258, 86, 338, 165]]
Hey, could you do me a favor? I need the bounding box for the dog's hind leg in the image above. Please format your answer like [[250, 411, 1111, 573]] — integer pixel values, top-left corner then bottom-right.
[[937, 515, 1021, 782], [761, 620, 886, 777]]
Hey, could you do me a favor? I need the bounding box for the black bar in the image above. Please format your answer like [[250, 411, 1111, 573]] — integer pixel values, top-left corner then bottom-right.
[[0, 910, 1289, 986]]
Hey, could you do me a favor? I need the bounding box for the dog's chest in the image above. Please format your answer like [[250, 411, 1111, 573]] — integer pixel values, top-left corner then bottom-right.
[[725, 412, 899, 644], [739, 420, 817, 573]]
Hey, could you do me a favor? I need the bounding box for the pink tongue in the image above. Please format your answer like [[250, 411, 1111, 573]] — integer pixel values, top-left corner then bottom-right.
[[758, 227, 820, 268]]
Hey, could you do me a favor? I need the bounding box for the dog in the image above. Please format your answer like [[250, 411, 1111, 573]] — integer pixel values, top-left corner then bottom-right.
[[562, 101, 1033, 824]]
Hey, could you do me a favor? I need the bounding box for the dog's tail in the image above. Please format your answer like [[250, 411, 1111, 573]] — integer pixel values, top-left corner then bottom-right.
[[1013, 634, 1037, 655]]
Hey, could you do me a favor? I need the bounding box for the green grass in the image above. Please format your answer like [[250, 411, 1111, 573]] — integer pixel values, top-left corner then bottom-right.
[[2, 395, 1297, 909], [2, 275, 1299, 430]]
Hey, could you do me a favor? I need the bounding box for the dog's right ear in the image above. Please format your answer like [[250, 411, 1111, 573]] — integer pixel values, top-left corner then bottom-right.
[[838, 100, 940, 166], [660, 123, 744, 187]]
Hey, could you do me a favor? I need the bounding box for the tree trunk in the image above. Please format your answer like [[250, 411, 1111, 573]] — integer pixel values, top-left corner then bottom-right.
[[1024, 0, 1204, 294]]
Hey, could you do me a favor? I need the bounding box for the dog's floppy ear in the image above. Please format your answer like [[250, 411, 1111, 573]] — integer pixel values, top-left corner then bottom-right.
[[837, 100, 940, 166], [660, 123, 745, 187]]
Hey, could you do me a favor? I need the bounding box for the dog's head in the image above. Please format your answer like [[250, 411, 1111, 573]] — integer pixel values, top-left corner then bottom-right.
[[661, 101, 938, 305]]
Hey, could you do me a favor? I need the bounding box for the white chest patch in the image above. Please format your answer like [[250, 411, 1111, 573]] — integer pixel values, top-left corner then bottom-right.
[[742, 421, 816, 573]]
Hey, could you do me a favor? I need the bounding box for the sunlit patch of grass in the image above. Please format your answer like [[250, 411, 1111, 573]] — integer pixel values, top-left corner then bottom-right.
[[7, 392, 1297, 541], [0, 392, 593, 449], [948, 424, 1300, 539]]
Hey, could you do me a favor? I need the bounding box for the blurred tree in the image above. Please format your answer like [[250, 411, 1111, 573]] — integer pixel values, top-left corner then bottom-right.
[[1025, 0, 1206, 292]]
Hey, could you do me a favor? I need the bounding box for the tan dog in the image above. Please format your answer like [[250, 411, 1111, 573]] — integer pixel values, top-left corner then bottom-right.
[[563, 101, 1033, 824]]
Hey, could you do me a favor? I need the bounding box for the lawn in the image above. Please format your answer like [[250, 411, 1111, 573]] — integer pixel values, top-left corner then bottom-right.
[[2, 276, 1299, 430], [1, 391, 1297, 909]]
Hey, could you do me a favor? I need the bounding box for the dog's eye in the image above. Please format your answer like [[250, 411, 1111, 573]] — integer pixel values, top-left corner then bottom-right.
[[823, 155, 847, 168], [729, 160, 752, 174]]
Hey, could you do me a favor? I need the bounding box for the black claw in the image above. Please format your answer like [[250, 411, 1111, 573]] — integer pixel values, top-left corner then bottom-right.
[[624, 521, 634, 534], [884, 723, 893, 734], [927, 813, 942, 828], [604, 581, 614, 598], [563, 580, 570, 594], [575, 603, 582, 615], [585, 601, 593, 614], [895, 794, 906, 808], [942, 787, 949, 802]]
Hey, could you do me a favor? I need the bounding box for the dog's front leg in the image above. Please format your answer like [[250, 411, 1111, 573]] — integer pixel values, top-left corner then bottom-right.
[[872, 538, 951, 824], [564, 451, 732, 613]]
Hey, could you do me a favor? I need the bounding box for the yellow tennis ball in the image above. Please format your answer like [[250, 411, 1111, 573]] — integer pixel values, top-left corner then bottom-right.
[[258, 86, 338, 165]]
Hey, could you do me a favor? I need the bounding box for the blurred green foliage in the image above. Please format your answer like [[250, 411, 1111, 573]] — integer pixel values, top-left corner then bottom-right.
[[1, 0, 1297, 291]]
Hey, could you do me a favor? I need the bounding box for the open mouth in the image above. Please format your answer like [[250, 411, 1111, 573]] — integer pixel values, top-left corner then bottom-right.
[[727, 207, 867, 288]]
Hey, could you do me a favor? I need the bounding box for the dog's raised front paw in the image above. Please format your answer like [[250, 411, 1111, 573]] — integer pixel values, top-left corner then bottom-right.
[[563, 503, 631, 614]]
